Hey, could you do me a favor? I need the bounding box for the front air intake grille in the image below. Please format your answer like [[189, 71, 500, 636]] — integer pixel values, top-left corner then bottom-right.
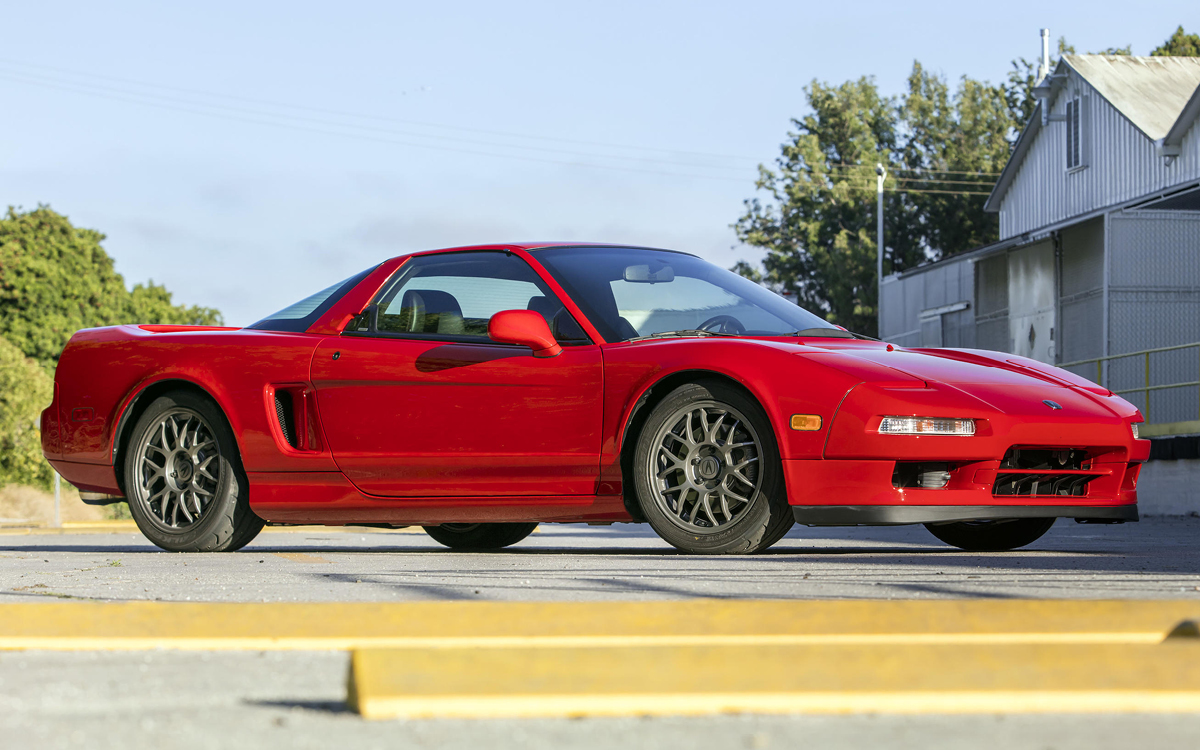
[[999, 447, 1089, 471], [993, 472, 1098, 496], [993, 446, 1099, 496], [274, 389, 296, 448]]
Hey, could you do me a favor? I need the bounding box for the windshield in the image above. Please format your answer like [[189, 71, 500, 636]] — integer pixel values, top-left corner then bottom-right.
[[247, 264, 378, 332], [532, 247, 840, 342]]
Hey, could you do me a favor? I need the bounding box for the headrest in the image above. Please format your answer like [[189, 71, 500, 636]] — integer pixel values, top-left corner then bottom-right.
[[526, 296, 561, 323]]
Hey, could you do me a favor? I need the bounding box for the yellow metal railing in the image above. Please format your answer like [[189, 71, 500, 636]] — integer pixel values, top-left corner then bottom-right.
[[1060, 342, 1200, 425]]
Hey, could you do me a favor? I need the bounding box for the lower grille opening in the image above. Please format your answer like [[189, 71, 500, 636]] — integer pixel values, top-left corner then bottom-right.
[[993, 472, 1098, 496], [994, 446, 1099, 496], [274, 389, 297, 448], [999, 447, 1089, 471]]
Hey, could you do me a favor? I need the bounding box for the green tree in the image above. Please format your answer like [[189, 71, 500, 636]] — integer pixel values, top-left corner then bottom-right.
[[899, 63, 1012, 258], [1152, 26, 1200, 56], [0, 336, 54, 489], [734, 66, 1013, 336], [734, 77, 898, 337], [0, 206, 221, 363]]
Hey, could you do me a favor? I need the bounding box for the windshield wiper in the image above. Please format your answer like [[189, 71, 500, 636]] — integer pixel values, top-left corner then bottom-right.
[[789, 327, 857, 339], [626, 329, 740, 342]]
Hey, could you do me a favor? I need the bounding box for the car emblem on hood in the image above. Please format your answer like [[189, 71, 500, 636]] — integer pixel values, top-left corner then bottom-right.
[[1043, 399, 1063, 410]]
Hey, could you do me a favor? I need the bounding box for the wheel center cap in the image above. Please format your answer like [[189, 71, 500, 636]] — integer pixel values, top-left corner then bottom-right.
[[173, 454, 193, 484], [697, 456, 721, 480]]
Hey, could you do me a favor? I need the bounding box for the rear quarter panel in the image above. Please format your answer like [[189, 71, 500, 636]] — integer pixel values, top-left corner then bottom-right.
[[53, 326, 333, 475]]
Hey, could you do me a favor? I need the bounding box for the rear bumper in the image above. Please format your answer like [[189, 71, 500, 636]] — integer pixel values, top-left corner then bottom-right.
[[45, 458, 122, 495], [793, 503, 1138, 526]]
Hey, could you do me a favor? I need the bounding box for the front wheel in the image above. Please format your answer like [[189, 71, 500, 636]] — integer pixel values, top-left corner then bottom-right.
[[422, 523, 539, 550], [124, 391, 263, 552], [924, 518, 1055, 551], [632, 380, 793, 554]]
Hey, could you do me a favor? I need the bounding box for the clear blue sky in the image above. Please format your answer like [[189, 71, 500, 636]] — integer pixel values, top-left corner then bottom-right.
[[2, 1, 1195, 325]]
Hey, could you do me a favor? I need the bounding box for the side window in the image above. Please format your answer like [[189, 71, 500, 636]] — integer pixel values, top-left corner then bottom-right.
[[353, 251, 590, 344], [1065, 96, 1086, 171]]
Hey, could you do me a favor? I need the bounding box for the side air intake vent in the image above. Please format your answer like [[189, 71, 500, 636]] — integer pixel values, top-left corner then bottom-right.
[[274, 389, 297, 448]]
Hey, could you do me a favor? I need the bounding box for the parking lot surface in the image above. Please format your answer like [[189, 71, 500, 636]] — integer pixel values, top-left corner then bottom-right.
[[2, 517, 1198, 749], [3, 516, 1200, 603]]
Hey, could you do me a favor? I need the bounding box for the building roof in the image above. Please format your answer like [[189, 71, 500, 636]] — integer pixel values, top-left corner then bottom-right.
[[1065, 55, 1200, 140], [985, 55, 1200, 212]]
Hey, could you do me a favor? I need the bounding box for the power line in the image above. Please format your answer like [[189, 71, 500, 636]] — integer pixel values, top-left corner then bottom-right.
[[826, 180, 993, 196], [0, 69, 760, 174], [0, 72, 756, 184], [0, 58, 1006, 192], [0, 57, 760, 164], [818, 163, 1003, 177]]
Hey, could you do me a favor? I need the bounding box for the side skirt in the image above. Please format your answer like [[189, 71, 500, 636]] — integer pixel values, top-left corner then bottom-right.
[[792, 504, 1139, 527]]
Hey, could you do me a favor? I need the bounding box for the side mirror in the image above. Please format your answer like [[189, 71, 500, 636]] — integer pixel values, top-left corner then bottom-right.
[[488, 310, 563, 358]]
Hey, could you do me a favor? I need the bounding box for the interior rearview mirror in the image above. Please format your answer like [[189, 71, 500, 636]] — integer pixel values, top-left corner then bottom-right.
[[623, 264, 674, 283]]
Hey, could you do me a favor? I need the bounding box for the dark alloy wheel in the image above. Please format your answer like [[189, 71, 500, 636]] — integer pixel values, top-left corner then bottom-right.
[[423, 522, 539, 550], [924, 518, 1056, 551], [124, 391, 264, 552], [633, 380, 793, 554]]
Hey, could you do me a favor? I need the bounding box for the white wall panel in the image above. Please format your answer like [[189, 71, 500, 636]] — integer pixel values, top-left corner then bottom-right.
[[999, 70, 1200, 239]]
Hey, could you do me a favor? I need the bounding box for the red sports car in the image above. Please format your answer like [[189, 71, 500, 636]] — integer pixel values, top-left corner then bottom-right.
[[42, 243, 1149, 554]]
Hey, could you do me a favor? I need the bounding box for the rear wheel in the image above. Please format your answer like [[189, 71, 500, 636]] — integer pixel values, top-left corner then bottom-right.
[[124, 391, 263, 552], [924, 518, 1055, 551], [632, 380, 793, 554], [423, 522, 538, 550]]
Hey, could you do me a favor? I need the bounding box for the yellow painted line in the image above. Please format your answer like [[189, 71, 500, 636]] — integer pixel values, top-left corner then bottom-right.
[[0, 600, 1196, 651], [348, 642, 1200, 719], [272, 552, 331, 564], [0, 632, 1175, 652]]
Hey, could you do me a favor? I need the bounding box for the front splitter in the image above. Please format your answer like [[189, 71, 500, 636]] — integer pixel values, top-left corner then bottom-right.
[[792, 504, 1139, 526]]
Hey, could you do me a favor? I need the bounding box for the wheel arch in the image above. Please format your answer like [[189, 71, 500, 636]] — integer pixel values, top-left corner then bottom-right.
[[616, 369, 778, 521], [111, 377, 242, 497]]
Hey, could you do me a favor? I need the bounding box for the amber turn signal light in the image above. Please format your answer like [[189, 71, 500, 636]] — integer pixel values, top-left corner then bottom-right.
[[790, 414, 822, 431]]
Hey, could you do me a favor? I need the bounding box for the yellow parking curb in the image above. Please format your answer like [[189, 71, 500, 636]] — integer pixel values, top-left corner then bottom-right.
[[0, 600, 1196, 651], [348, 642, 1200, 719]]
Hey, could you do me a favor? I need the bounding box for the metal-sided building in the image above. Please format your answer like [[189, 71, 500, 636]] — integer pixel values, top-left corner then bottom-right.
[[879, 54, 1200, 511], [883, 55, 1200, 421]]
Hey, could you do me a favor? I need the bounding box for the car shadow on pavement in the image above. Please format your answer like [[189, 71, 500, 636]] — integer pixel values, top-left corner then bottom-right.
[[244, 700, 351, 715]]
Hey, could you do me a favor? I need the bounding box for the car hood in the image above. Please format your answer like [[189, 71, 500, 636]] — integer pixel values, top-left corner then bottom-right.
[[798, 341, 1128, 419]]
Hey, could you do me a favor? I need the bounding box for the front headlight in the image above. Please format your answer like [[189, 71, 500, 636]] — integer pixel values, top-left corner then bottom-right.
[[878, 416, 976, 436]]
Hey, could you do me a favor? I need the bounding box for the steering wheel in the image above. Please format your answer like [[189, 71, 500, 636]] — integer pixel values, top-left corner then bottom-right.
[[697, 314, 746, 335]]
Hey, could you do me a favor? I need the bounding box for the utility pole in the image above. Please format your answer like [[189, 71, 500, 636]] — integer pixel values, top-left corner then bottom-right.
[[876, 163, 886, 334]]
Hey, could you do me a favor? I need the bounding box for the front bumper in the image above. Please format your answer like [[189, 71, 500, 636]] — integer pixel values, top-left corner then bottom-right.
[[792, 503, 1138, 526]]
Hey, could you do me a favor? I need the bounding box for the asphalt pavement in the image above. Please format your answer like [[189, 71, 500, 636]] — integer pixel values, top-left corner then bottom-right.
[[2, 517, 1199, 749], [2, 516, 1199, 602]]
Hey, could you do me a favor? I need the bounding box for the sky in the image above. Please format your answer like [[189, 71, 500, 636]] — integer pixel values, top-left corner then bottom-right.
[[2, 1, 1196, 325]]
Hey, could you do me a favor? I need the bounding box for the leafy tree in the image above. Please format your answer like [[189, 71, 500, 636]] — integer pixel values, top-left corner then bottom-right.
[[899, 64, 1011, 260], [0, 206, 221, 363], [734, 67, 1013, 336], [1152, 26, 1200, 56], [734, 77, 898, 336], [0, 336, 54, 490]]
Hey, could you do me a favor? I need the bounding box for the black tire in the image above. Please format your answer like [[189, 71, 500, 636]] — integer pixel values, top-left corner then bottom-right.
[[422, 522, 539, 550], [632, 380, 794, 554], [123, 391, 264, 552], [924, 518, 1056, 551]]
